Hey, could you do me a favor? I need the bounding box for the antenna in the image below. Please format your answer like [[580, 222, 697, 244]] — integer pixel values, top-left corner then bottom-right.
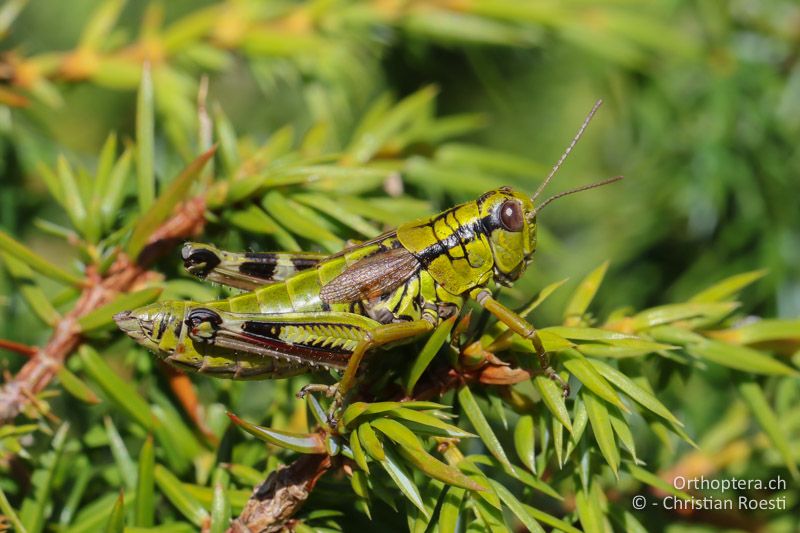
[[532, 176, 623, 217], [530, 99, 603, 203]]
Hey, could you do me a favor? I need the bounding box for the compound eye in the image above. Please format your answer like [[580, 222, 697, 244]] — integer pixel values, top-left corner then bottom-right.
[[499, 200, 524, 232]]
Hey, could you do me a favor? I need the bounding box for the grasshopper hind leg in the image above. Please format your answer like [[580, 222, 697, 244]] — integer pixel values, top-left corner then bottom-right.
[[473, 289, 570, 398], [298, 318, 436, 427], [181, 242, 327, 291], [178, 306, 435, 424]]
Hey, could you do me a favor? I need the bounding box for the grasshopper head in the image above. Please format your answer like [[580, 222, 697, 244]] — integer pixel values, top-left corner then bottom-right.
[[114, 302, 184, 354], [477, 187, 538, 286]]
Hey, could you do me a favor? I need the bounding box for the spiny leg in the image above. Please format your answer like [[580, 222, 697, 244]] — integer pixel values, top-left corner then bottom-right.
[[473, 289, 570, 397], [299, 318, 435, 425]]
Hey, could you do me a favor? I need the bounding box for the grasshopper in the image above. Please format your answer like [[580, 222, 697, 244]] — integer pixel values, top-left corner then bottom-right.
[[115, 100, 621, 420]]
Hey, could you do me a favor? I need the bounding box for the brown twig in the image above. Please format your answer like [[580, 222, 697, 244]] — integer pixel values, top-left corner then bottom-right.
[[0, 339, 38, 358], [228, 454, 332, 533], [0, 196, 206, 425]]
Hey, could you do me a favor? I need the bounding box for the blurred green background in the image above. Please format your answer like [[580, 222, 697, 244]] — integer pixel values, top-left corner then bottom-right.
[[1, 1, 799, 531]]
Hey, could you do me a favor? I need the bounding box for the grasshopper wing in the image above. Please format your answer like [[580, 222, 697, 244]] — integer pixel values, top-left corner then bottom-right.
[[321, 247, 420, 304]]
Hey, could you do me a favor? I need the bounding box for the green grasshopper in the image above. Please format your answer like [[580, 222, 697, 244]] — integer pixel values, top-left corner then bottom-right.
[[115, 100, 620, 420]]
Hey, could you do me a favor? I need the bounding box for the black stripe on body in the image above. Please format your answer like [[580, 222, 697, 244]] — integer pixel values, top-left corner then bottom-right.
[[156, 314, 169, 340], [455, 209, 488, 269], [415, 214, 487, 267], [444, 212, 470, 262], [173, 314, 183, 338], [239, 261, 277, 279], [291, 257, 321, 270], [391, 279, 410, 315], [239, 254, 319, 280]]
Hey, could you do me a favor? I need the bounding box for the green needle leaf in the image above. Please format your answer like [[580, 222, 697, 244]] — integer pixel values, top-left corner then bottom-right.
[[562, 350, 627, 411], [357, 422, 385, 461], [379, 445, 427, 515], [57, 366, 100, 405], [348, 86, 438, 164], [78, 345, 154, 429], [489, 479, 545, 533], [78, 287, 162, 333], [0, 230, 84, 287], [688, 340, 799, 376], [104, 416, 137, 490], [134, 436, 155, 527], [293, 192, 381, 238], [136, 63, 155, 212], [209, 470, 231, 533], [628, 464, 691, 500], [305, 393, 329, 432], [575, 485, 605, 533], [79, 0, 125, 49], [565, 398, 588, 460], [349, 430, 370, 473], [227, 204, 280, 234], [406, 315, 456, 394], [127, 145, 217, 259], [582, 389, 620, 477], [608, 407, 638, 463], [513, 414, 536, 473], [103, 492, 125, 533], [563, 261, 608, 325], [94, 132, 117, 202], [738, 381, 799, 478], [469, 454, 561, 500], [1, 252, 61, 326], [345, 401, 446, 426], [712, 319, 800, 345], [342, 402, 371, 428], [371, 418, 484, 491], [227, 412, 325, 454], [396, 446, 484, 492], [350, 469, 370, 500], [100, 147, 133, 231], [630, 302, 738, 331], [522, 503, 582, 533], [19, 423, 69, 533], [0, 486, 28, 533], [589, 359, 683, 427], [690, 269, 767, 302], [154, 465, 209, 526], [533, 375, 573, 432], [56, 155, 89, 236], [261, 191, 343, 252], [457, 386, 513, 471], [552, 417, 564, 467], [438, 486, 465, 532], [388, 407, 474, 438]]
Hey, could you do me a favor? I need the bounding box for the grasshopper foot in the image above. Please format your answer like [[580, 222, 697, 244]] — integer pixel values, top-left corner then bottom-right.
[[296, 383, 345, 429], [296, 383, 338, 399], [543, 366, 570, 398]]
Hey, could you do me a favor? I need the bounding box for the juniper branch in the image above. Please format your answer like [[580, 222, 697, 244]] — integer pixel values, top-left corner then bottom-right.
[[0, 196, 206, 424]]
